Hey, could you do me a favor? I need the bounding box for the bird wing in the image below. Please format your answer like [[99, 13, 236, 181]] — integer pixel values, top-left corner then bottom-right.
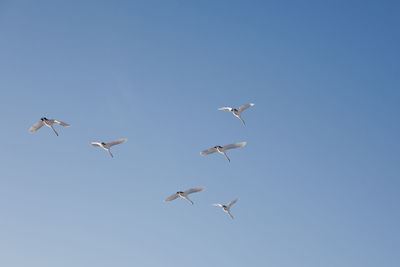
[[164, 193, 179, 202], [222, 142, 247, 151], [53, 120, 70, 127], [212, 204, 223, 208], [90, 142, 102, 147], [200, 147, 218, 155], [238, 103, 254, 113], [184, 187, 206, 195], [218, 107, 232, 111], [106, 138, 127, 147], [227, 198, 239, 208], [29, 121, 44, 132]]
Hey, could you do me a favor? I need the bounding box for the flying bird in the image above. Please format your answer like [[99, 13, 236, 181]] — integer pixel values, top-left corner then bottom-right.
[[213, 198, 239, 219], [29, 117, 70, 136], [90, 138, 127, 158], [200, 142, 247, 162], [218, 103, 254, 125], [164, 187, 206, 205]]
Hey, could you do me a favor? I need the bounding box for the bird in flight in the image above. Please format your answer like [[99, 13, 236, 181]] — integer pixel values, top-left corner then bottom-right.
[[218, 103, 255, 125], [90, 138, 127, 158], [164, 187, 206, 205], [29, 117, 70, 136], [213, 198, 239, 219], [200, 142, 246, 162]]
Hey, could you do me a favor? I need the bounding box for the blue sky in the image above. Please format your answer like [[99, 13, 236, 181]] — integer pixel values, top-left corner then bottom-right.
[[0, 0, 399, 266]]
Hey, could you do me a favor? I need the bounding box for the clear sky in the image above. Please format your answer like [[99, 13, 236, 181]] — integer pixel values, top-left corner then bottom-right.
[[0, 1, 399, 266]]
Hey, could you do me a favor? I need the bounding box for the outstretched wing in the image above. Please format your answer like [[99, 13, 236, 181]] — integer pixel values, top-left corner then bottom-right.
[[29, 121, 44, 133], [164, 193, 179, 202], [238, 103, 254, 113], [184, 187, 205, 195], [218, 107, 232, 111], [53, 120, 70, 127], [227, 198, 239, 208], [200, 147, 218, 155], [107, 138, 127, 147], [90, 142, 102, 147], [222, 142, 247, 151]]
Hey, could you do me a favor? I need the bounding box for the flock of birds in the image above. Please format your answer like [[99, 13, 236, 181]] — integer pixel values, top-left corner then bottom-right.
[[28, 103, 255, 219]]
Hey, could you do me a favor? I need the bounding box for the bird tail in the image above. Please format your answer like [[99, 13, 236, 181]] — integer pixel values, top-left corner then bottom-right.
[[223, 152, 230, 162], [239, 116, 245, 125], [50, 125, 59, 136], [184, 196, 194, 205]]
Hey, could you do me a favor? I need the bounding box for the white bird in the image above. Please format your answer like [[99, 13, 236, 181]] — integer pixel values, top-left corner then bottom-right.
[[90, 138, 127, 158], [164, 187, 206, 205], [213, 198, 238, 219], [200, 142, 246, 162], [29, 117, 70, 136], [218, 103, 254, 125]]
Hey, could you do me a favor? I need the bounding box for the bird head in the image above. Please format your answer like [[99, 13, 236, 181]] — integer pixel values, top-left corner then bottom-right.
[[101, 142, 106, 145], [40, 117, 47, 121]]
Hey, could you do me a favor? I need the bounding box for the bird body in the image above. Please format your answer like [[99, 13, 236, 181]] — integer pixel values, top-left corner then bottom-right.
[[200, 142, 247, 162], [218, 103, 254, 125], [164, 187, 206, 205], [29, 117, 70, 136], [90, 138, 127, 158], [213, 199, 238, 219]]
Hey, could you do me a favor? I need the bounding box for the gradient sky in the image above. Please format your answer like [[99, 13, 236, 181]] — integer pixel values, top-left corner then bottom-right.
[[0, 1, 399, 266]]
